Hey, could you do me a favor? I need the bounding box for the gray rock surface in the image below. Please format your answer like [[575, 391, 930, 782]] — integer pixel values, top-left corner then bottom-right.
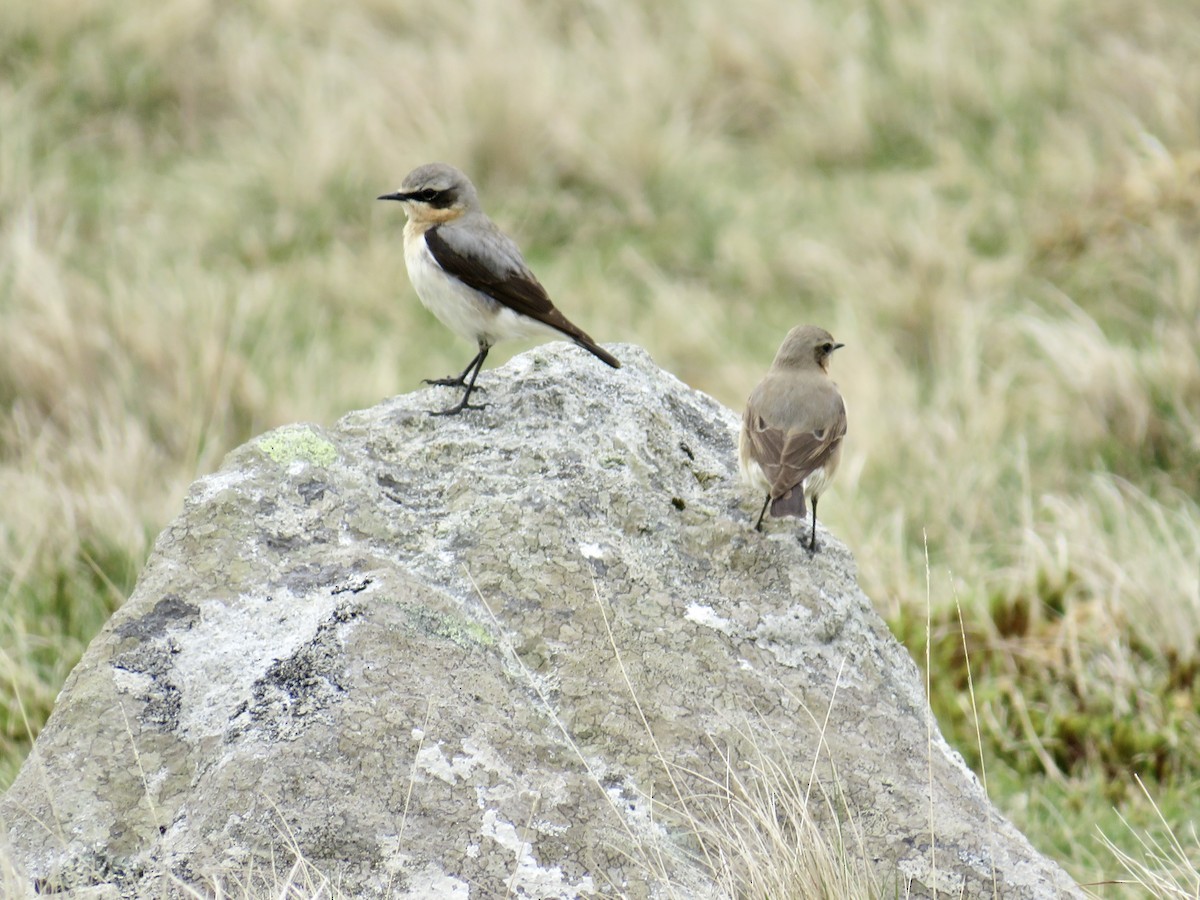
[[1, 343, 1083, 898]]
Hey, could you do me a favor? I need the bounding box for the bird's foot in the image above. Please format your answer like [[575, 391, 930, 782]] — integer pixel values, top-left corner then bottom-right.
[[423, 376, 486, 391], [429, 400, 487, 417]]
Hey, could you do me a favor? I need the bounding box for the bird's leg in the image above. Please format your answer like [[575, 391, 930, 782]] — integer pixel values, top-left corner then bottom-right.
[[430, 345, 489, 416], [754, 494, 771, 532], [423, 348, 487, 390], [808, 496, 819, 553]]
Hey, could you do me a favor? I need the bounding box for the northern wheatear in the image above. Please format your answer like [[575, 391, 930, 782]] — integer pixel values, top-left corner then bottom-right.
[[739, 325, 847, 552], [378, 163, 620, 416]]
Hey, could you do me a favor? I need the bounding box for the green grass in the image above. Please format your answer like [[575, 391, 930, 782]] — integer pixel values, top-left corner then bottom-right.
[[2, 0, 1199, 893]]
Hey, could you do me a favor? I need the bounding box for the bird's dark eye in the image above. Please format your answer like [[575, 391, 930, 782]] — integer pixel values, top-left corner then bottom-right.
[[419, 188, 439, 202], [821, 342, 833, 353]]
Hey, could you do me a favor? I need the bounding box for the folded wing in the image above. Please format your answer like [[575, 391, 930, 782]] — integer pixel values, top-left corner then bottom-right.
[[742, 382, 847, 518], [426, 224, 620, 368]]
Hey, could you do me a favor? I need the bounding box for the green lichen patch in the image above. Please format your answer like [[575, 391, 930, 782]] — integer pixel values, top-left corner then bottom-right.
[[257, 427, 338, 467], [397, 603, 495, 650]]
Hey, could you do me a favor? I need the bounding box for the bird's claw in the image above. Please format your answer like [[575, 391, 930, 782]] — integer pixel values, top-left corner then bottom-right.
[[423, 377, 486, 391], [429, 401, 487, 417]]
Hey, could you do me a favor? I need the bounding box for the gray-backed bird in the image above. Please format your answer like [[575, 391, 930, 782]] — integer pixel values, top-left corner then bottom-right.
[[378, 163, 620, 416]]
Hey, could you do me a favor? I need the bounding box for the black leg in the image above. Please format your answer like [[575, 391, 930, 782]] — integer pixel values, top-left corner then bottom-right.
[[754, 494, 771, 532], [808, 496, 819, 553], [430, 345, 489, 416], [424, 349, 486, 389]]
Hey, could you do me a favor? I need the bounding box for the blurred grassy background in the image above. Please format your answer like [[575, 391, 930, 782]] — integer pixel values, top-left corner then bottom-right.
[[1, 0, 1197, 891]]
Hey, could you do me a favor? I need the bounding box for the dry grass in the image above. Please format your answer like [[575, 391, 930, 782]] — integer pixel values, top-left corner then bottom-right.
[[688, 724, 887, 899], [1093, 776, 1200, 899], [2, 0, 1199, 894]]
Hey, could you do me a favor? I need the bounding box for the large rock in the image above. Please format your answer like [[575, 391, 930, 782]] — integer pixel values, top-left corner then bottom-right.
[[1, 344, 1082, 898]]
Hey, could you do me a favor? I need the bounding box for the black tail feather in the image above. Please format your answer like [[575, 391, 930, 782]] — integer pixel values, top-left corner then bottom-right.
[[770, 488, 806, 519], [575, 339, 620, 369]]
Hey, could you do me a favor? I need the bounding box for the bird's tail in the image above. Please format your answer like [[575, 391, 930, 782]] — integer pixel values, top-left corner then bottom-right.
[[574, 338, 621, 369], [770, 488, 806, 519], [537, 306, 620, 368]]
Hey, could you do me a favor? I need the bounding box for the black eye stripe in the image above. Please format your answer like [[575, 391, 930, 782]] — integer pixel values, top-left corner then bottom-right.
[[414, 187, 454, 209]]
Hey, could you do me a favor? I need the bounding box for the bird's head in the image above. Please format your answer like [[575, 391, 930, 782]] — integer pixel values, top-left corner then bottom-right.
[[773, 325, 844, 372], [377, 162, 479, 224]]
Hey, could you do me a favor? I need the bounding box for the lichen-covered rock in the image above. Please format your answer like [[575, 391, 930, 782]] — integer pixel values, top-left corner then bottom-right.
[[0, 344, 1082, 898]]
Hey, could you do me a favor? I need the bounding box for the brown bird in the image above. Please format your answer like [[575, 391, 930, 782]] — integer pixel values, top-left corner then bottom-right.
[[378, 163, 619, 416], [739, 325, 847, 552]]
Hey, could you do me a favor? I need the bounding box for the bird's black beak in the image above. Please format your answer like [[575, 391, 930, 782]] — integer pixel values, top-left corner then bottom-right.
[[832, 342, 845, 351], [377, 191, 408, 202]]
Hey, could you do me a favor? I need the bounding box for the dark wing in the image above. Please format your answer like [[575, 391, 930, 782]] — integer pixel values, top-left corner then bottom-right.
[[426, 225, 620, 368]]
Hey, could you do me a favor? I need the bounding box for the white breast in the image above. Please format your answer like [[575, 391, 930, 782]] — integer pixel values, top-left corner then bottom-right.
[[403, 226, 493, 343], [402, 225, 564, 347]]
